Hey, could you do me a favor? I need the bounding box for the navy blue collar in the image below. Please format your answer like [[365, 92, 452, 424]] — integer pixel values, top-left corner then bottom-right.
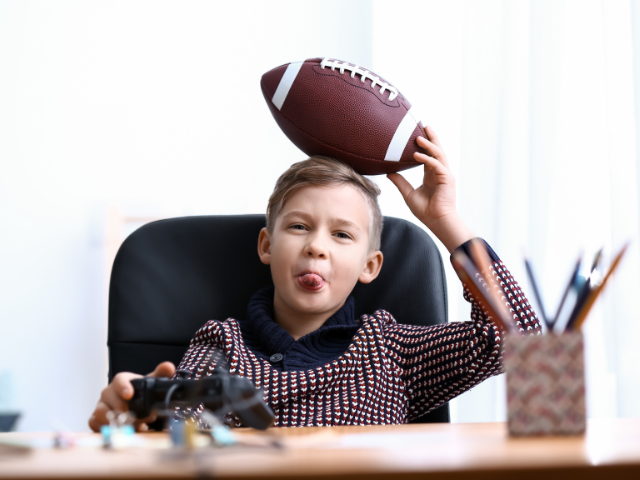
[[245, 286, 358, 356], [238, 286, 360, 371]]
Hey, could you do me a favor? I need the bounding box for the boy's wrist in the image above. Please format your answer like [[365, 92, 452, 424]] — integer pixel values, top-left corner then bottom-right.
[[424, 213, 474, 253]]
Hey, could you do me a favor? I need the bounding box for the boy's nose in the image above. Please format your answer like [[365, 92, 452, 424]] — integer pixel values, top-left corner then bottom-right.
[[305, 239, 326, 258]]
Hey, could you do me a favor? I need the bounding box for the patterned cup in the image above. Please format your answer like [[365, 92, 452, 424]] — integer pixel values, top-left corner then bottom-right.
[[503, 332, 585, 436]]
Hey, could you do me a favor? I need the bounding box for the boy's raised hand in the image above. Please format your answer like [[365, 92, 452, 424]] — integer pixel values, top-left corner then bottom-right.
[[387, 125, 474, 253], [88, 361, 176, 432]]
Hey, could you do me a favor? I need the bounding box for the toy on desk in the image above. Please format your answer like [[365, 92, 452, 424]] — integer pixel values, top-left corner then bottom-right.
[[199, 409, 237, 447], [168, 417, 198, 448], [51, 418, 77, 449], [166, 409, 237, 449], [100, 411, 135, 449], [128, 366, 275, 431]]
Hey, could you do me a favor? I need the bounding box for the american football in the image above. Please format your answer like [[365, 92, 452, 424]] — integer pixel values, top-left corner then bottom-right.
[[261, 57, 427, 175]]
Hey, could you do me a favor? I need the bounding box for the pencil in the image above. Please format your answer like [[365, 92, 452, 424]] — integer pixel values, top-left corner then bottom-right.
[[451, 251, 516, 333], [552, 253, 582, 328], [468, 239, 516, 331], [571, 243, 629, 331], [468, 238, 494, 284], [523, 256, 551, 330]]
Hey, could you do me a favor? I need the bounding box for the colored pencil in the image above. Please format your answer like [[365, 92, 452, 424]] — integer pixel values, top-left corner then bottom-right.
[[467, 239, 518, 329], [571, 243, 629, 331], [451, 250, 516, 333], [552, 254, 582, 328], [523, 256, 551, 330]]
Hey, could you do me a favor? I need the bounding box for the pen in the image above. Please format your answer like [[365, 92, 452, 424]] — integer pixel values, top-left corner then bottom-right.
[[564, 274, 593, 331], [565, 248, 605, 330]]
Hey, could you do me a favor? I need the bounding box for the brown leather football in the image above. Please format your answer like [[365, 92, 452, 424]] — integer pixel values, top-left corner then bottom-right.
[[261, 58, 426, 175]]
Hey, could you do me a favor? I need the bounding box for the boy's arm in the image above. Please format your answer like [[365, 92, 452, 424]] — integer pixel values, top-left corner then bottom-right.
[[384, 244, 541, 421], [385, 126, 541, 420]]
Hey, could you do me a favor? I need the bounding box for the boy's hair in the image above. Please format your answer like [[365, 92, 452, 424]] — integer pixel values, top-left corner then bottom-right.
[[266, 156, 383, 252]]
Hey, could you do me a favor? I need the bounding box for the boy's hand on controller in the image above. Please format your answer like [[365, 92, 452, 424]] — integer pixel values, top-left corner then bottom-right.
[[387, 125, 474, 253], [88, 361, 175, 432]]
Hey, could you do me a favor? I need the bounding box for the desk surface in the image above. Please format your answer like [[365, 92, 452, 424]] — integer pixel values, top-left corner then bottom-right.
[[1, 419, 640, 480]]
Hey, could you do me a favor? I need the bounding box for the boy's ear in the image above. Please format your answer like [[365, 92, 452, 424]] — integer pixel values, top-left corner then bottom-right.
[[257, 227, 272, 265], [358, 250, 383, 284]]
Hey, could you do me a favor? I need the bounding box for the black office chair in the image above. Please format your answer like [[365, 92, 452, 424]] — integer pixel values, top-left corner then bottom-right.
[[108, 215, 450, 423]]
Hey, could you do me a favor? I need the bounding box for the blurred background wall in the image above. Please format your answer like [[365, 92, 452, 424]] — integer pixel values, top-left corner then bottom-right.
[[1, 0, 639, 431]]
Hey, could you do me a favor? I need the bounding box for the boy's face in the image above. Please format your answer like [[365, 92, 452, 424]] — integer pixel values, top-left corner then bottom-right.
[[258, 184, 383, 322]]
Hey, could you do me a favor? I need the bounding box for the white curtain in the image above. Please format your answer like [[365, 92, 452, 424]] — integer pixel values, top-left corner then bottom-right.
[[374, 0, 640, 420]]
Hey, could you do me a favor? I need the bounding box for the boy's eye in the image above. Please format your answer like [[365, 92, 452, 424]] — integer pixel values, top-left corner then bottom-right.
[[289, 224, 307, 231], [335, 232, 352, 240]]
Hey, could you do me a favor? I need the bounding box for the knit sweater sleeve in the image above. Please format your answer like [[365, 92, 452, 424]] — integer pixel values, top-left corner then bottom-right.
[[175, 319, 230, 378], [384, 239, 541, 422]]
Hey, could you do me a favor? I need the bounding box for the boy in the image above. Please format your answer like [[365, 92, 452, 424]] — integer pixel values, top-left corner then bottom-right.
[[89, 126, 540, 431]]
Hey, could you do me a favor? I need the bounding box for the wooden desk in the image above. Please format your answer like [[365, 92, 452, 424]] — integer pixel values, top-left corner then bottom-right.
[[1, 419, 639, 480]]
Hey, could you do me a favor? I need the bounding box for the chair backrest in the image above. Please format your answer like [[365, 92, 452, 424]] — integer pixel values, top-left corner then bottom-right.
[[108, 214, 449, 423]]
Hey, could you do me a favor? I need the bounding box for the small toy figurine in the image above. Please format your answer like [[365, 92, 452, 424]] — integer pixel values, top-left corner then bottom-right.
[[101, 411, 135, 449]]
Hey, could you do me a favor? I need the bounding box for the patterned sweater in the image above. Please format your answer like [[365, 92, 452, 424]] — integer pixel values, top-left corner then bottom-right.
[[176, 241, 541, 427]]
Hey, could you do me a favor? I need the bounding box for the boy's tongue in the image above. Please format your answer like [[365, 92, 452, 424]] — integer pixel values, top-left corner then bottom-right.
[[300, 273, 324, 287]]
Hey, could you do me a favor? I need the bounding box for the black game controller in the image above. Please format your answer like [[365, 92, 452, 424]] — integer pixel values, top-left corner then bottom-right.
[[129, 370, 275, 430]]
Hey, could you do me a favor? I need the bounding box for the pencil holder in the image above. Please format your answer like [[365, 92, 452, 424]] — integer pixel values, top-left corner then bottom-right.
[[503, 332, 585, 436]]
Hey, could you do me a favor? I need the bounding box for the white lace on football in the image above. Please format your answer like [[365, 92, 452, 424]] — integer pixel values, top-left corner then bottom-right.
[[320, 58, 399, 101]]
